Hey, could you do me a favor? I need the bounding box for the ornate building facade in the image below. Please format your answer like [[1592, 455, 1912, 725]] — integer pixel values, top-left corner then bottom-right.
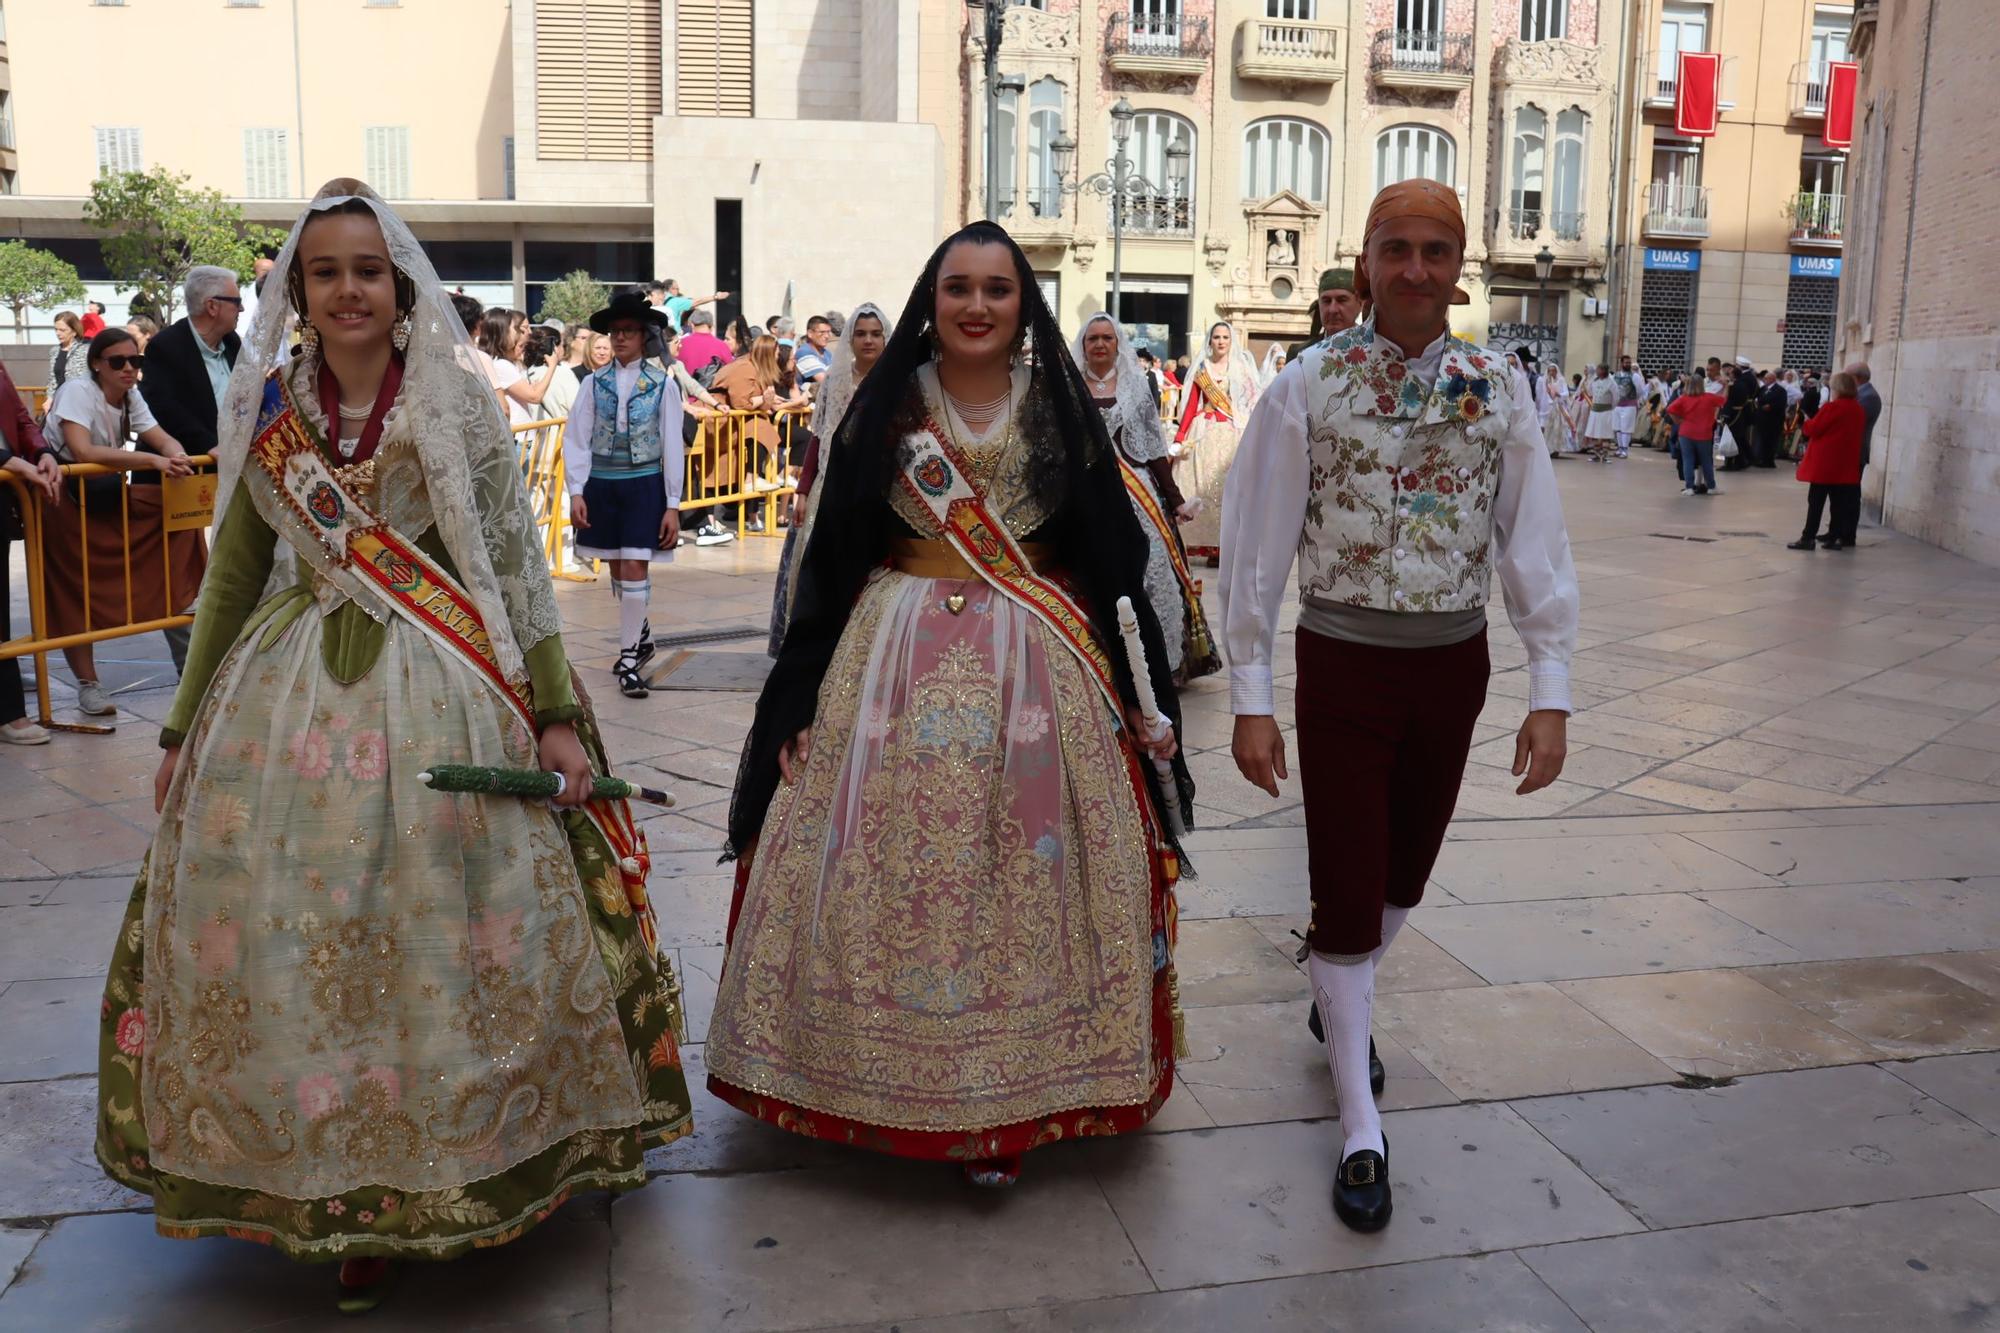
[[960, 0, 1628, 367]]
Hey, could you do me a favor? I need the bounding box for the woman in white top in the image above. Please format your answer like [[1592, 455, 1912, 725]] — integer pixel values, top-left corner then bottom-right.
[[39, 327, 196, 717], [475, 307, 557, 428]]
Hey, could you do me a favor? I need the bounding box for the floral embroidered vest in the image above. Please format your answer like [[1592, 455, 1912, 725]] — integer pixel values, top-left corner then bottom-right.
[[588, 361, 669, 476], [1298, 321, 1513, 614]]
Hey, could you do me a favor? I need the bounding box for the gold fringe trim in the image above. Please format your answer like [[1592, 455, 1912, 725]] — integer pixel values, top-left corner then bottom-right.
[[1168, 964, 1190, 1060]]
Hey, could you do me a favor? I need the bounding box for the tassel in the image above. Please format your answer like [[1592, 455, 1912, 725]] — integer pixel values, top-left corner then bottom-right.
[[658, 952, 689, 1044], [1168, 965, 1190, 1060]]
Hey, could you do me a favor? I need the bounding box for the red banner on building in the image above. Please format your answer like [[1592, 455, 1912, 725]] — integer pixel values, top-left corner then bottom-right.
[[1823, 61, 1860, 148], [1675, 51, 1722, 136]]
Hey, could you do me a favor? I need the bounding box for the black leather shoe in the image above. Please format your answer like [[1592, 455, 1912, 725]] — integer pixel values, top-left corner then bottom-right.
[[1786, 539, 1817, 551], [1333, 1135, 1391, 1233], [1304, 1005, 1386, 1096]]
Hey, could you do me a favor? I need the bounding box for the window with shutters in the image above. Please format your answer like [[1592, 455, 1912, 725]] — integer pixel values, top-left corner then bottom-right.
[[365, 126, 412, 198], [94, 127, 143, 175], [675, 0, 753, 119], [1375, 123, 1454, 190], [243, 128, 290, 199], [535, 0, 665, 153], [1242, 118, 1329, 204]]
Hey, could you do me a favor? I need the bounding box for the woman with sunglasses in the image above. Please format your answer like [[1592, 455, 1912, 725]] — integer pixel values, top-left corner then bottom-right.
[[37, 327, 196, 717]]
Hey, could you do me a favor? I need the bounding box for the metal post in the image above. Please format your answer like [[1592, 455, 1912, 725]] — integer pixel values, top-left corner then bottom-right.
[[982, 2, 1006, 220], [1110, 149, 1127, 324], [1537, 274, 1548, 352]]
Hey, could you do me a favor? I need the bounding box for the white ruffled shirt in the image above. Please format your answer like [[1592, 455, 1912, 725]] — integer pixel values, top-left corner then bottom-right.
[[1218, 329, 1579, 716]]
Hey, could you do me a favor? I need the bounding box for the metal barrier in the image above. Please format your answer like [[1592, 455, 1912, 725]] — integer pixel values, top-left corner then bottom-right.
[[510, 416, 598, 583], [680, 406, 802, 538], [1, 456, 217, 732]]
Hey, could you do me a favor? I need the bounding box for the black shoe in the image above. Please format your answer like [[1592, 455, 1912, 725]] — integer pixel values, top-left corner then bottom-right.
[[1333, 1135, 1391, 1233], [1826, 538, 1849, 550], [1304, 1004, 1386, 1096], [614, 651, 650, 699], [1786, 539, 1817, 551], [632, 620, 656, 670], [1814, 533, 1837, 546]]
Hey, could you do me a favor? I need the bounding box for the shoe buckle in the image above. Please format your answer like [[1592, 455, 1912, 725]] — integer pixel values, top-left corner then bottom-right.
[[1343, 1156, 1378, 1187]]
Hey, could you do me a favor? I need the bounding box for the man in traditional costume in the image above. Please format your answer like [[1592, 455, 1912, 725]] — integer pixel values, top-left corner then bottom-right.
[[1611, 355, 1642, 458], [1289, 267, 1364, 360], [1220, 179, 1578, 1234], [1582, 364, 1618, 461], [103, 181, 690, 1311], [1072, 312, 1221, 683], [564, 291, 686, 699], [707, 223, 1192, 1190]]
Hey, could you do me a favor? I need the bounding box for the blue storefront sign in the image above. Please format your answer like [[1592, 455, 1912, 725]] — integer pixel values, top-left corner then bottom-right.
[[1644, 248, 1702, 273], [1789, 255, 1843, 279]]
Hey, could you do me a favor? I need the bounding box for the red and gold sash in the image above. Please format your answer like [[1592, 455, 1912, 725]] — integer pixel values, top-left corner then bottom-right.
[[248, 375, 665, 955], [1115, 454, 1204, 613], [896, 418, 1122, 718]]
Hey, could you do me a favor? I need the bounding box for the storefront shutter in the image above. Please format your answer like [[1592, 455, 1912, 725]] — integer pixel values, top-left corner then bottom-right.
[[536, 0, 664, 160]]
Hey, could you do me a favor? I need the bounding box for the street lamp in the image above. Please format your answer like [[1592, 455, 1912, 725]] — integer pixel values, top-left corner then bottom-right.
[[969, 0, 1024, 221], [1048, 97, 1190, 327], [1533, 243, 1556, 360]]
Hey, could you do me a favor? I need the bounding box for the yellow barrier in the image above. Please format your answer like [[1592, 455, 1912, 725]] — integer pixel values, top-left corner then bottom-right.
[[509, 416, 598, 583], [681, 406, 803, 538], [1, 456, 217, 732]]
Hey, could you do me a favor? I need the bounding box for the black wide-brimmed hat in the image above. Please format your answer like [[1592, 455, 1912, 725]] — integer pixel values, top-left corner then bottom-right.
[[589, 291, 670, 334]]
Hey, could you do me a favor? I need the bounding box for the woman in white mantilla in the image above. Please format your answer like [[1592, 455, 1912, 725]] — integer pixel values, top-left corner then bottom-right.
[[96, 180, 690, 1311], [1172, 321, 1260, 562], [1070, 312, 1219, 684]]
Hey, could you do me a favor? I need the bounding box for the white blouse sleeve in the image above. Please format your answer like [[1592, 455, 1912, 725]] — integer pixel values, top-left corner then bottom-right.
[[1217, 361, 1310, 717], [563, 374, 596, 497], [1492, 375, 1580, 714]]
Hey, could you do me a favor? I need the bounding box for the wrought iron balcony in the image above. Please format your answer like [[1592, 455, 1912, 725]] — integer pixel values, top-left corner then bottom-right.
[[1235, 18, 1344, 86], [1118, 190, 1194, 239], [1105, 13, 1211, 77], [1370, 28, 1474, 89], [1504, 207, 1587, 242], [1789, 191, 1844, 246], [1643, 181, 1711, 239], [1642, 48, 1740, 110]]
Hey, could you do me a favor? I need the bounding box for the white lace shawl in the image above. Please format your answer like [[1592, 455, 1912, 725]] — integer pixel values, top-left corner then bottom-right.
[[809, 301, 893, 445], [1067, 312, 1168, 464], [212, 181, 560, 686]]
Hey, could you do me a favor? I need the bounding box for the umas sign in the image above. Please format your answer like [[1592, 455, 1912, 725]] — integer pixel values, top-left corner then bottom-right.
[[1644, 249, 1701, 272], [1790, 255, 1843, 278]]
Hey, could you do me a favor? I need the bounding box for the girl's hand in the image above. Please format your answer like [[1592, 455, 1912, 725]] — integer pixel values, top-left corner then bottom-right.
[[34, 454, 62, 504], [1126, 708, 1178, 761], [538, 722, 593, 808], [778, 727, 812, 784]]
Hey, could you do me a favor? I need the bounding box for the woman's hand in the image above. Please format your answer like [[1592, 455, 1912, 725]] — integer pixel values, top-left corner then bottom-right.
[[789, 492, 807, 526], [153, 452, 195, 478], [154, 747, 180, 813], [33, 454, 62, 505], [537, 721, 593, 808], [1126, 708, 1179, 762], [778, 727, 812, 784]]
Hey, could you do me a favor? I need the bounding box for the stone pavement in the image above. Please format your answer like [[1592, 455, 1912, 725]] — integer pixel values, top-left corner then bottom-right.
[[3, 450, 2000, 1331]]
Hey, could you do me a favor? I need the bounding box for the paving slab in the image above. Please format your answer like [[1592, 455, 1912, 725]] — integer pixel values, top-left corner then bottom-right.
[[1682, 821, 1996, 885], [0, 1197, 614, 1331], [1513, 1064, 2000, 1229], [0, 1223, 43, 1297], [0, 1078, 146, 1221], [609, 1154, 1151, 1333], [1087, 1104, 1640, 1289], [805, 1253, 1589, 1332], [1519, 1195, 2000, 1333], [0, 900, 128, 986], [1413, 893, 1803, 984], [0, 976, 103, 1084], [1884, 1051, 2000, 1136], [1170, 918, 1310, 1008], [1426, 831, 1772, 904], [643, 1046, 850, 1178], [1176, 1000, 1454, 1127], [1747, 956, 2000, 1057], [1173, 846, 1310, 920], [1554, 969, 1881, 1078], [1376, 982, 1677, 1101], [1698, 877, 2000, 960]]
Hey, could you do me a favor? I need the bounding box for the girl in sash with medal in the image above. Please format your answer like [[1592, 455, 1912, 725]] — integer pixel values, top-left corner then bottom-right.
[[1171, 321, 1260, 564], [709, 222, 1194, 1189], [96, 180, 691, 1311], [1070, 312, 1220, 685]]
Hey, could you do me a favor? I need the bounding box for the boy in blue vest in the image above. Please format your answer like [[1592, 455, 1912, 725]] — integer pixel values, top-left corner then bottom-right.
[[565, 292, 685, 698]]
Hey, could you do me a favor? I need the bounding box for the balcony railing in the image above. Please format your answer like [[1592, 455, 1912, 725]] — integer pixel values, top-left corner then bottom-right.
[[1643, 180, 1711, 239], [1790, 60, 1831, 118], [1789, 190, 1845, 245], [1105, 12, 1211, 69], [1506, 207, 1587, 242], [1120, 191, 1193, 238], [1642, 49, 1740, 109], [1371, 28, 1475, 85], [1235, 17, 1345, 84]]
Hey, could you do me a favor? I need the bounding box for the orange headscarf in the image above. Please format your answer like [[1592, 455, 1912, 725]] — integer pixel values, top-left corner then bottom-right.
[[1355, 179, 1472, 306]]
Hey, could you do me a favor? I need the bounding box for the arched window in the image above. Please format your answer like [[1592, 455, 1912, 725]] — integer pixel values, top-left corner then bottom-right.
[[1375, 123, 1455, 190], [1128, 110, 1196, 235], [1243, 117, 1330, 204], [1026, 78, 1066, 218], [1551, 107, 1587, 239], [1509, 105, 1546, 238]]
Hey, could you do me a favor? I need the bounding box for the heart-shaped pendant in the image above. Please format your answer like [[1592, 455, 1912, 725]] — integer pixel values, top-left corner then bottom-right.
[[946, 594, 967, 615]]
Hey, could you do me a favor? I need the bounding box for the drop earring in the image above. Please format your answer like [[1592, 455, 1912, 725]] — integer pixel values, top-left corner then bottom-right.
[[391, 313, 412, 352], [299, 321, 321, 359]]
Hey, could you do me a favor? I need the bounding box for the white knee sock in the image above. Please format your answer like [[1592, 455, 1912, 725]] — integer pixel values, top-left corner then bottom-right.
[[1373, 905, 1411, 967], [1309, 950, 1383, 1160], [615, 579, 650, 656]]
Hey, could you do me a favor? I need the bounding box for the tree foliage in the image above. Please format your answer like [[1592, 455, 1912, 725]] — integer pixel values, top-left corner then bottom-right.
[[534, 271, 609, 330], [0, 241, 88, 338], [82, 168, 286, 322]]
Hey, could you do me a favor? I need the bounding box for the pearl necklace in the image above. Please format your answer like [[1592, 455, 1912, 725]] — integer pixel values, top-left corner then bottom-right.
[[944, 384, 1011, 433], [337, 400, 374, 421], [1085, 367, 1117, 395]]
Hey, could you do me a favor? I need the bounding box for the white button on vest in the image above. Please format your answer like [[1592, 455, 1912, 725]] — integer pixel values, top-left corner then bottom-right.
[[1392, 590, 1406, 602], [1399, 506, 1412, 518], [1391, 426, 1406, 439], [1458, 467, 1471, 478], [1394, 548, 1406, 560]]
